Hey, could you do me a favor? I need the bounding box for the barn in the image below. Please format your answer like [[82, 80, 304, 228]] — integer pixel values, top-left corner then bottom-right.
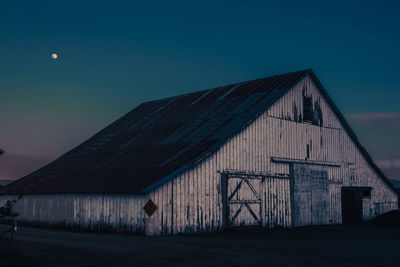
[[1, 69, 398, 235]]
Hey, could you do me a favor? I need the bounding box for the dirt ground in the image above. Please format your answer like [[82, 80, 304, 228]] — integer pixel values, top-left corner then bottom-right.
[[0, 224, 399, 266]]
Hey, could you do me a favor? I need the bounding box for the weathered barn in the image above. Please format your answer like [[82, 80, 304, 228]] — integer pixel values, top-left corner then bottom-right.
[[1, 69, 398, 235]]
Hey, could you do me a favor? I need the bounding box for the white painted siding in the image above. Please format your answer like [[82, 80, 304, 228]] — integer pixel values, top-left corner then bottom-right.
[[145, 74, 398, 235], [2, 74, 397, 235], [0, 194, 145, 233]]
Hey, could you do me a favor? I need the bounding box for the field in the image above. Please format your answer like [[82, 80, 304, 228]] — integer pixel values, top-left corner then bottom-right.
[[1, 224, 399, 266]]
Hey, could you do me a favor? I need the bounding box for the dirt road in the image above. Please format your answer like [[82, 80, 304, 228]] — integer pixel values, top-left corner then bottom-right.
[[1, 224, 399, 266]]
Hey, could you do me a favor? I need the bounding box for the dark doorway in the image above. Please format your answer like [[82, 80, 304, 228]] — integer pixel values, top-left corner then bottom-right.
[[341, 188, 364, 224]]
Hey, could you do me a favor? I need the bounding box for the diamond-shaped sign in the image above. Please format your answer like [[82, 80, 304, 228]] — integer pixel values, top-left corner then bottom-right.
[[143, 199, 157, 217]]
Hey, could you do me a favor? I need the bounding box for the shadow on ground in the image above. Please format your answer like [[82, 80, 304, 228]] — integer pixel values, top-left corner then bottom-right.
[[1, 218, 400, 266]]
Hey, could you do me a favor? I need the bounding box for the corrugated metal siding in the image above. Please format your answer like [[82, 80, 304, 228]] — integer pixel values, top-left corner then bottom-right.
[[145, 74, 398, 235], [0, 194, 145, 233]]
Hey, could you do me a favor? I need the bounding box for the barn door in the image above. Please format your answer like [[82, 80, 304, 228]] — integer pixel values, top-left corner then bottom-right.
[[225, 174, 262, 227], [341, 189, 363, 224], [292, 164, 329, 227]]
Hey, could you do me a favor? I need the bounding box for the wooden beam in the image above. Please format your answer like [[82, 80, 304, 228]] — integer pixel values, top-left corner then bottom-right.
[[222, 169, 290, 179], [271, 157, 342, 167]]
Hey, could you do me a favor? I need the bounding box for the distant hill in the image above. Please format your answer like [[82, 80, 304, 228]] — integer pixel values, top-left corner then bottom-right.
[[390, 179, 400, 190]]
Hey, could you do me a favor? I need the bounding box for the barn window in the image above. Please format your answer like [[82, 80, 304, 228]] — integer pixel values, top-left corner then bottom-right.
[[303, 96, 313, 123]]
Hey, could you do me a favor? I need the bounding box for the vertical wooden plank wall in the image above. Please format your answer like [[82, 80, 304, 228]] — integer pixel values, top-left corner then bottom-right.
[[0, 194, 145, 233], [145, 74, 398, 235], [2, 75, 397, 235]]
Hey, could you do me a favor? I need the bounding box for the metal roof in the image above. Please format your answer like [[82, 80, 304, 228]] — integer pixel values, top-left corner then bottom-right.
[[1, 69, 396, 194]]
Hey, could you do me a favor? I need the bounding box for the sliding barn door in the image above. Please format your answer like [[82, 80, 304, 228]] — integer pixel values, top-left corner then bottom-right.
[[292, 164, 329, 227]]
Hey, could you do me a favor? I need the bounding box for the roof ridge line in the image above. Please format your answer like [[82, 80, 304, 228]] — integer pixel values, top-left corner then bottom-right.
[[140, 69, 312, 105]]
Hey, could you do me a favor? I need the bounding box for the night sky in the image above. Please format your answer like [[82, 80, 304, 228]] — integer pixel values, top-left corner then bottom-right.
[[1, 1, 399, 181]]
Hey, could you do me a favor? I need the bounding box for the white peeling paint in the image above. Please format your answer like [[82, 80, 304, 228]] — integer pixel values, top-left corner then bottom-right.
[[1, 74, 397, 235]]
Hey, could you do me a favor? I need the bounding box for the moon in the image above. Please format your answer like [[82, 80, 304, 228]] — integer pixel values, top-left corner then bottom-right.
[[51, 53, 58, 60]]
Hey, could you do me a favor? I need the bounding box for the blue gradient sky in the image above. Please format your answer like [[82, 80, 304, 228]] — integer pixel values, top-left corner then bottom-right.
[[1, 0, 400, 180]]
